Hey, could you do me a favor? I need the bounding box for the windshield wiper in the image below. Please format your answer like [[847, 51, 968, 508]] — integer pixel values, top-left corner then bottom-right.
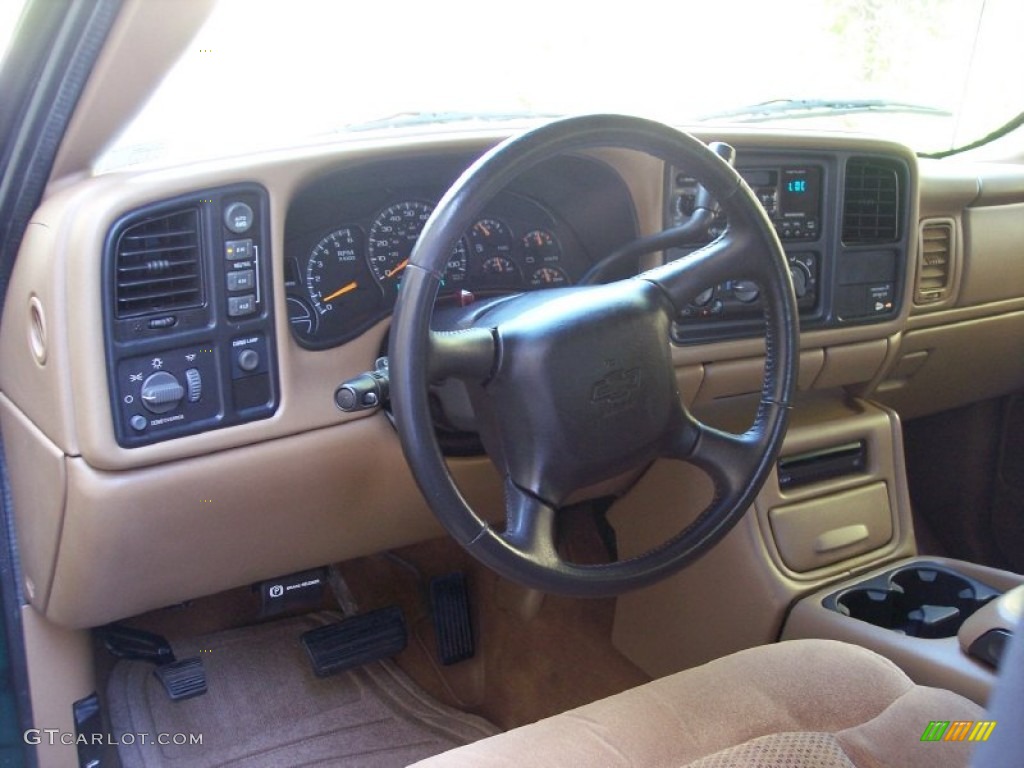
[[698, 99, 952, 124], [341, 111, 562, 133]]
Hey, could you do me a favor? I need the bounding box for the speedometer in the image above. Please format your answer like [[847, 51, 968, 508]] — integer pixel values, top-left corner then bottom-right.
[[368, 201, 431, 294], [444, 238, 470, 288]]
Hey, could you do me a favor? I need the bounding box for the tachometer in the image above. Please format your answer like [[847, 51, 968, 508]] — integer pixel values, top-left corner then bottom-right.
[[305, 226, 381, 324], [368, 201, 432, 293]]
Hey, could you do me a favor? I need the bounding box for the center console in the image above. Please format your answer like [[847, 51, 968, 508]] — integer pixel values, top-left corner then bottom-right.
[[783, 557, 1023, 704], [612, 389, 1023, 704], [760, 398, 1024, 707]]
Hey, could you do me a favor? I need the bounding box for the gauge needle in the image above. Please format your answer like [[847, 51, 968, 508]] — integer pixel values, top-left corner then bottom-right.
[[385, 259, 410, 279], [321, 281, 358, 303]]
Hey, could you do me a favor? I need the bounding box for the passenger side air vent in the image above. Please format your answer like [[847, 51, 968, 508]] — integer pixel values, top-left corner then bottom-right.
[[916, 219, 954, 305], [114, 209, 203, 318], [842, 158, 901, 245]]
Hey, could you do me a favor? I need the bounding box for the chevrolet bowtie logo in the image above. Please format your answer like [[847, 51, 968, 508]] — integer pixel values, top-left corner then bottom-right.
[[591, 367, 642, 406]]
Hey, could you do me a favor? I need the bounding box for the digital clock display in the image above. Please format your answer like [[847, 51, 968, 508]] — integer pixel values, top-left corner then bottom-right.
[[780, 167, 820, 215]]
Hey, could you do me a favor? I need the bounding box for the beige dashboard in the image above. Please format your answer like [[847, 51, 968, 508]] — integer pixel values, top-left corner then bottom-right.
[[1, 128, 1023, 630]]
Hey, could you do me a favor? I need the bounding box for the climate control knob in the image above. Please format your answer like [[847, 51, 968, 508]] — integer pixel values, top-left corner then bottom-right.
[[140, 371, 185, 414], [692, 287, 715, 307], [732, 280, 760, 303], [790, 264, 810, 299]]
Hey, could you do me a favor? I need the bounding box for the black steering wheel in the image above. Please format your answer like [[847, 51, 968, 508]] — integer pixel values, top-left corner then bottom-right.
[[389, 115, 798, 597]]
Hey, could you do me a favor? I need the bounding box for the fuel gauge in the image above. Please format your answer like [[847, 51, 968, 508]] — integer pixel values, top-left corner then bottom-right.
[[469, 218, 514, 263]]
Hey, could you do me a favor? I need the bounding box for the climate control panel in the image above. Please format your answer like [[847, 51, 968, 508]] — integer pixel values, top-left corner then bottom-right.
[[678, 252, 819, 322]]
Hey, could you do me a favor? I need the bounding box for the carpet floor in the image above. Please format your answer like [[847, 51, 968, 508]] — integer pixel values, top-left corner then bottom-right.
[[106, 612, 499, 767]]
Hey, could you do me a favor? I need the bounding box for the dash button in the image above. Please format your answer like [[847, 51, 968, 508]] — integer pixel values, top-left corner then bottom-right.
[[228, 294, 256, 318], [237, 349, 260, 372], [224, 202, 254, 234]]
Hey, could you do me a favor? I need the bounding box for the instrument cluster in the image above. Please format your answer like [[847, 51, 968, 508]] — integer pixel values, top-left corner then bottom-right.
[[285, 191, 590, 349]]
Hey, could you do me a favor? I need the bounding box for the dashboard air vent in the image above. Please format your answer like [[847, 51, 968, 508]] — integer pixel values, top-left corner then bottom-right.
[[842, 158, 901, 245], [114, 209, 203, 318], [916, 219, 954, 305]]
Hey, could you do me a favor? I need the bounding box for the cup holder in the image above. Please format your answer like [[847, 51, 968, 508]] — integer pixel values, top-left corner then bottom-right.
[[825, 563, 1001, 638]]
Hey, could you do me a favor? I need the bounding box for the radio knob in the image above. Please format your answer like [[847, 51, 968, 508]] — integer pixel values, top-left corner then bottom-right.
[[732, 280, 760, 303], [140, 371, 185, 414], [790, 264, 810, 299]]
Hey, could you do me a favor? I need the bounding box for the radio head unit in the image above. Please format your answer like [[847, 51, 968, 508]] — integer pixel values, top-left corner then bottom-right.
[[671, 165, 822, 242]]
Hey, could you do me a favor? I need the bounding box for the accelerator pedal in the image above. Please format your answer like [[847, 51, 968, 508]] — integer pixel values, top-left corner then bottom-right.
[[430, 572, 475, 665], [301, 606, 407, 677]]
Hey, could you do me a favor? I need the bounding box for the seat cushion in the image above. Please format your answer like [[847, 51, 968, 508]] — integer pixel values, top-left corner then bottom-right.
[[684, 732, 856, 768], [410, 639, 984, 767]]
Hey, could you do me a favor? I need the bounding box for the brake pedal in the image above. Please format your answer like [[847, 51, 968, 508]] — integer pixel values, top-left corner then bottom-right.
[[153, 658, 207, 701], [430, 572, 475, 665], [301, 606, 407, 677]]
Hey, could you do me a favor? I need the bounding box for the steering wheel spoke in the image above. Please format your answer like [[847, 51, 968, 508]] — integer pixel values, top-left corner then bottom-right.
[[427, 327, 497, 383], [500, 481, 560, 568], [667, 412, 765, 498], [641, 228, 767, 313]]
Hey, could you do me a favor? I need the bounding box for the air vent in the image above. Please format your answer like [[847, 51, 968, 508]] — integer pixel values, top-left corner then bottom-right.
[[916, 219, 954, 305], [114, 209, 203, 318], [842, 158, 901, 245]]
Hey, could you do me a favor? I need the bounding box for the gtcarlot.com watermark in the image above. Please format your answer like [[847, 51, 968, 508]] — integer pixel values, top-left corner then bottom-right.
[[24, 729, 203, 746]]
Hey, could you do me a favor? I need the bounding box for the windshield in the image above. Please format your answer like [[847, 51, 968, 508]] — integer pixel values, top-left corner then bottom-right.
[[97, 0, 1022, 171]]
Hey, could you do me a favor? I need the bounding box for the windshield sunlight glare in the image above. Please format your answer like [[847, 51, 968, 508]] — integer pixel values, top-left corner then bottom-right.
[[98, 0, 1023, 170]]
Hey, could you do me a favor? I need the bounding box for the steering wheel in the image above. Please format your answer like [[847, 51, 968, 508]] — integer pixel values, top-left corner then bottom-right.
[[389, 114, 798, 597]]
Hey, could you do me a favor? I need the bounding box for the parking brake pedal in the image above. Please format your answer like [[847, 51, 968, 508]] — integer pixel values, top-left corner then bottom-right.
[[430, 572, 475, 665], [301, 606, 407, 677], [101, 624, 176, 665], [100, 624, 207, 702]]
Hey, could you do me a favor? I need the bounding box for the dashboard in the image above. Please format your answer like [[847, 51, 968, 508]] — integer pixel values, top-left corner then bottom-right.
[[87, 143, 919, 448], [9, 122, 1024, 633]]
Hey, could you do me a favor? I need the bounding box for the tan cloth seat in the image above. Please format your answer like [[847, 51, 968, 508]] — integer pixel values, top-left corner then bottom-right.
[[411, 639, 984, 767]]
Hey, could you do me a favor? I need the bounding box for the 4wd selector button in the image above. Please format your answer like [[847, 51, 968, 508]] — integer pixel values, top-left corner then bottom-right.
[[224, 201, 254, 234], [140, 371, 185, 414]]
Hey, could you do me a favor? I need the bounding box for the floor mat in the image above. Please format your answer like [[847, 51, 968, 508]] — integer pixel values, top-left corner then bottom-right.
[[106, 612, 499, 767]]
